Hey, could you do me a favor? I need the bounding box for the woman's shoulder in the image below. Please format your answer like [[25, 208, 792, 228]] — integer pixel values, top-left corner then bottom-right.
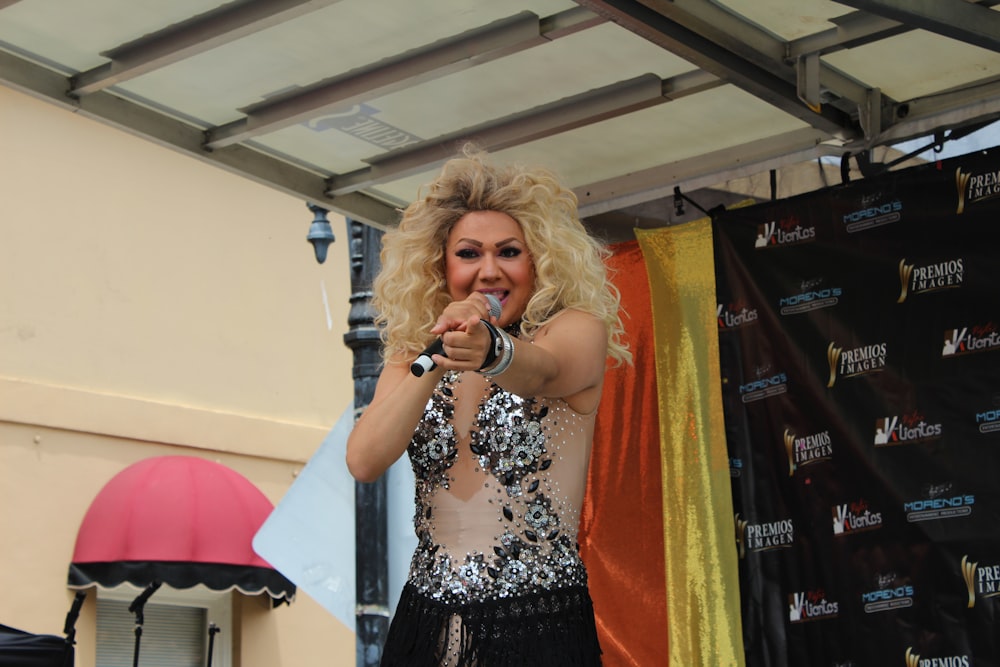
[[538, 307, 602, 328], [534, 308, 606, 343]]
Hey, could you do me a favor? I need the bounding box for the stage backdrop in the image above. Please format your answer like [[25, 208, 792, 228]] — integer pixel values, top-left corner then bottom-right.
[[713, 148, 1000, 667]]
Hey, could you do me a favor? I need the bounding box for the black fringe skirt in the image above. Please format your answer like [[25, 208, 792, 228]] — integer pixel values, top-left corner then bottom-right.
[[380, 583, 603, 667]]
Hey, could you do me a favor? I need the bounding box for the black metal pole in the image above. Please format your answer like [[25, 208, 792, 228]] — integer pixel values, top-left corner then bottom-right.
[[128, 581, 160, 667], [206, 623, 219, 667], [342, 218, 388, 667]]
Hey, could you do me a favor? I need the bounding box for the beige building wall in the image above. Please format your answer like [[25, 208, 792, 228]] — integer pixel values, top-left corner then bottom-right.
[[1, 85, 358, 666]]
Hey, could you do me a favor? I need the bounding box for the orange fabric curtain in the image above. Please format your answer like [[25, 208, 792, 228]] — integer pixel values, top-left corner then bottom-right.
[[580, 240, 668, 666]]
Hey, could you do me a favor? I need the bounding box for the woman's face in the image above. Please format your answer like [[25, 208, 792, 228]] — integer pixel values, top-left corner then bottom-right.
[[444, 210, 534, 326]]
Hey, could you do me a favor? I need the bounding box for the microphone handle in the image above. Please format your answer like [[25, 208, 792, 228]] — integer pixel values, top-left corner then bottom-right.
[[410, 339, 445, 377]]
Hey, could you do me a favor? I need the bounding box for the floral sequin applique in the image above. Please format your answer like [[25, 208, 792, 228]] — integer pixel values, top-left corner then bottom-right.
[[407, 372, 459, 490], [470, 386, 551, 494]]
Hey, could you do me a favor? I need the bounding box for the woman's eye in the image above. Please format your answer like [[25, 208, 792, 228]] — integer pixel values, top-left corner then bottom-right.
[[499, 247, 522, 258], [455, 248, 479, 259]]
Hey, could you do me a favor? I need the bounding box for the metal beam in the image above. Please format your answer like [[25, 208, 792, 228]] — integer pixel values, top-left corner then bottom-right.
[[654, 0, 886, 110], [789, 11, 908, 58], [327, 71, 723, 196], [792, 0, 1000, 57], [833, 0, 1000, 53], [0, 48, 399, 229], [874, 77, 1000, 145], [204, 8, 601, 149], [575, 127, 834, 217], [70, 0, 344, 96], [576, 0, 857, 138]]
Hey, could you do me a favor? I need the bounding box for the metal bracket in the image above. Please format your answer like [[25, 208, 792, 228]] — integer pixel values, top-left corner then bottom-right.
[[796, 53, 821, 113], [858, 87, 883, 142]]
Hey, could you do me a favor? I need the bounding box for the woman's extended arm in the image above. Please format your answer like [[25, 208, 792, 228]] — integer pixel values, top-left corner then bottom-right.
[[345, 294, 493, 483], [345, 357, 443, 483], [489, 309, 608, 414]]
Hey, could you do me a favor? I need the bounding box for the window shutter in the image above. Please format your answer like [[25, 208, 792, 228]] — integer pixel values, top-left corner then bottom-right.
[[96, 598, 207, 667]]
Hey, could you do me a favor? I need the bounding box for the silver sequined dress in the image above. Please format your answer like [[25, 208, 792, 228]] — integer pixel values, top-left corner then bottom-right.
[[407, 370, 593, 602], [380, 370, 603, 666]]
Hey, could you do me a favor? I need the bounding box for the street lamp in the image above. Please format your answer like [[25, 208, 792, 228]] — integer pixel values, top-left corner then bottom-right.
[[306, 202, 335, 263]]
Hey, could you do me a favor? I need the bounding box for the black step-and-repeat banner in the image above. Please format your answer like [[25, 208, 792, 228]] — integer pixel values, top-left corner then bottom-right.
[[713, 148, 1000, 667]]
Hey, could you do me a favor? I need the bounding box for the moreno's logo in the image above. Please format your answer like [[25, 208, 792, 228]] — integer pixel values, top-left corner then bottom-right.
[[729, 457, 743, 478], [842, 196, 902, 233], [778, 280, 842, 315], [739, 365, 788, 403], [861, 574, 914, 613], [975, 406, 1000, 434], [754, 216, 816, 249], [903, 481, 973, 523]]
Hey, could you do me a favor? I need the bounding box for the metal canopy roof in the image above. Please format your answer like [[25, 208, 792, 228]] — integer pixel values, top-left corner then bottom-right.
[[3, 0, 1000, 239]]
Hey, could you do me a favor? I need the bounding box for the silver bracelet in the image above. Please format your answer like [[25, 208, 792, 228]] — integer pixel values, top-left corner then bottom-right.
[[479, 327, 514, 378]]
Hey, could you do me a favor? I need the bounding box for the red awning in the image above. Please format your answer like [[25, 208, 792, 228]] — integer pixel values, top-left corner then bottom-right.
[[68, 455, 294, 602]]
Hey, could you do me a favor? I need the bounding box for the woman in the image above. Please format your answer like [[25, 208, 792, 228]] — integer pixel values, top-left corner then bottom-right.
[[346, 147, 629, 666]]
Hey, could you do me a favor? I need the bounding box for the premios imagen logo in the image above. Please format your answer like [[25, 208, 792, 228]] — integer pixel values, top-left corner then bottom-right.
[[735, 513, 794, 558], [784, 427, 833, 476], [961, 554, 1000, 608], [827, 341, 888, 387], [905, 646, 971, 667], [897, 257, 964, 303], [955, 164, 1000, 214]]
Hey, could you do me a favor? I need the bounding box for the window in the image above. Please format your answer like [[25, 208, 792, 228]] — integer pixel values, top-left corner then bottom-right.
[[95, 585, 232, 667]]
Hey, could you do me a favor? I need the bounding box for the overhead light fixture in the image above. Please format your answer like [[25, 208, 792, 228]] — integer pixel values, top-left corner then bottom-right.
[[306, 203, 335, 264]]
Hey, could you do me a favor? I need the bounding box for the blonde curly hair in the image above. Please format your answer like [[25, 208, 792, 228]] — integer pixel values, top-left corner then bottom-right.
[[373, 146, 630, 365]]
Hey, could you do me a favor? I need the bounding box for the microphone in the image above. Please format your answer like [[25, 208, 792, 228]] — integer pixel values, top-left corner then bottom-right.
[[411, 294, 502, 377]]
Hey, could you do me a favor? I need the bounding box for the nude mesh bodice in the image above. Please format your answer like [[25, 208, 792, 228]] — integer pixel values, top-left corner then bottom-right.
[[405, 371, 594, 604]]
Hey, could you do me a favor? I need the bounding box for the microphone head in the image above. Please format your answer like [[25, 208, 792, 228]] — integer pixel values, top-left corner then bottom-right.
[[484, 294, 502, 319]]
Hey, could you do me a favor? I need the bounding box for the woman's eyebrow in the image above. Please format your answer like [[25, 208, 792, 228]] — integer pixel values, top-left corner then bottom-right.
[[453, 237, 520, 247]]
